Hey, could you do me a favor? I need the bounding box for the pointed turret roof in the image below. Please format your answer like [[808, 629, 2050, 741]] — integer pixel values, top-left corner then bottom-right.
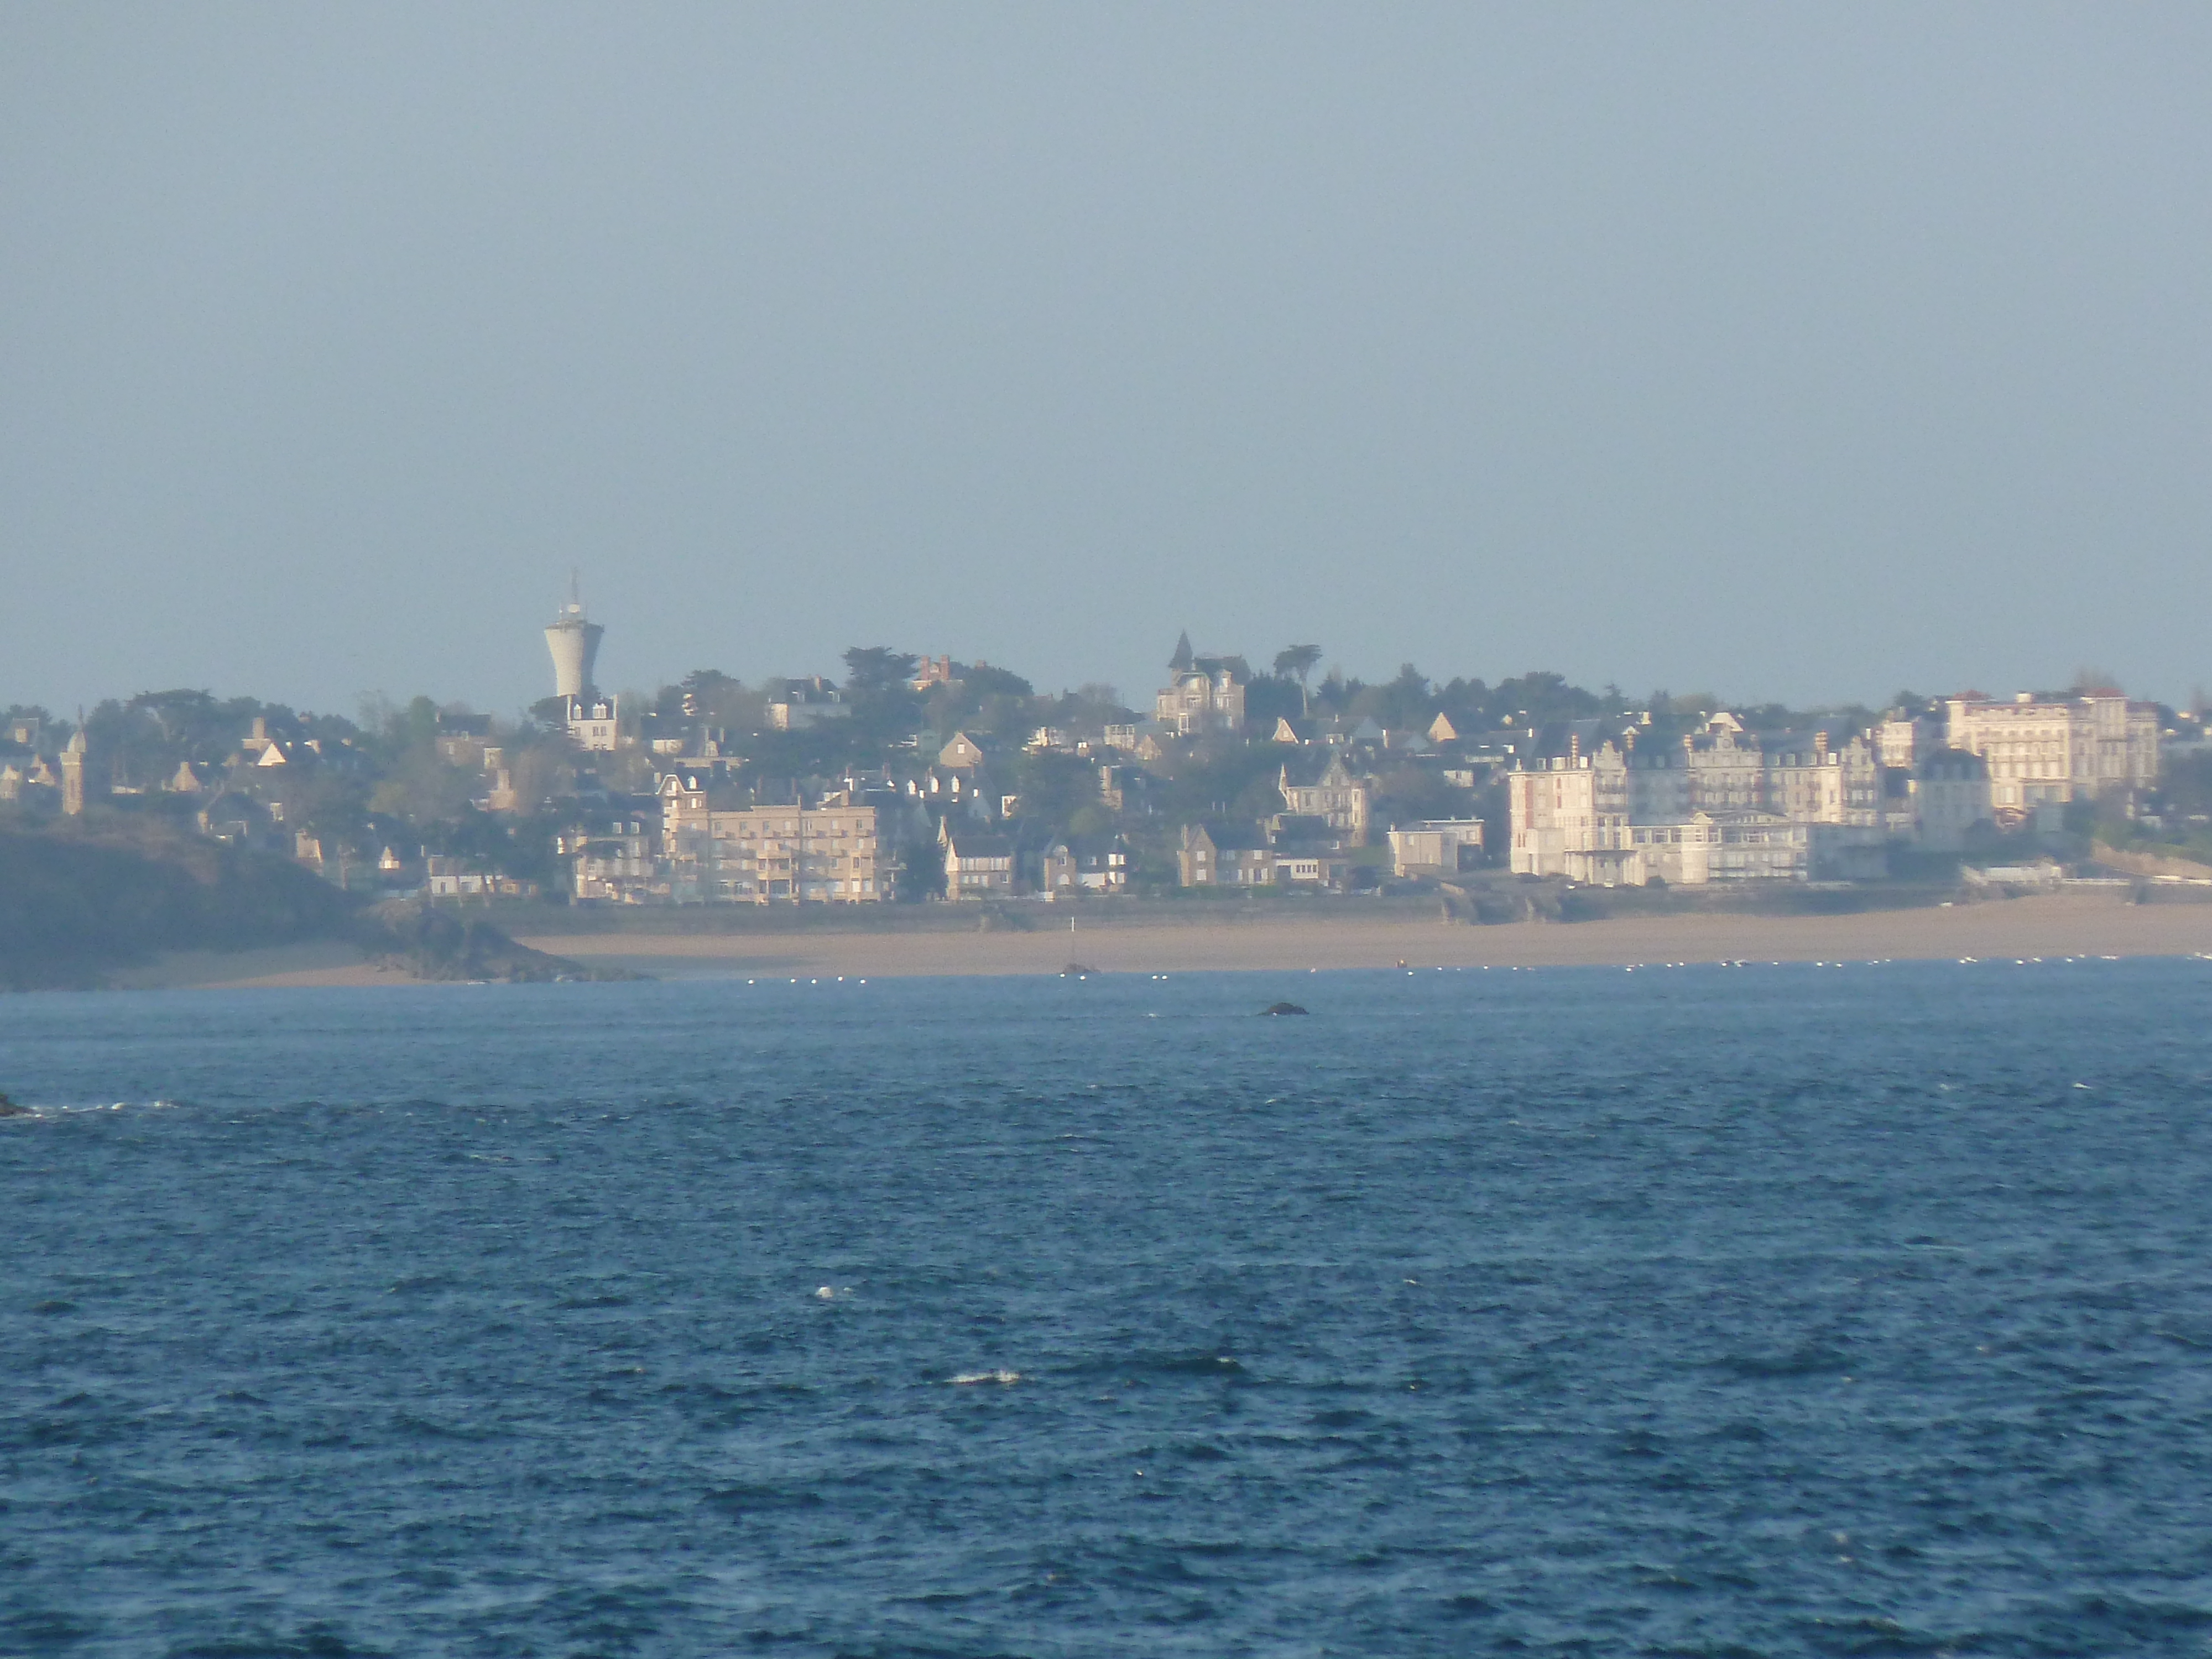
[[1169, 630, 1194, 672]]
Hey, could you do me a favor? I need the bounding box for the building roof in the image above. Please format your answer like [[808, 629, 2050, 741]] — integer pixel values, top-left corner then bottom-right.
[[945, 828, 1016, 858], [1190, 819, 1270, 852], [1279, 750, 1362, 789]]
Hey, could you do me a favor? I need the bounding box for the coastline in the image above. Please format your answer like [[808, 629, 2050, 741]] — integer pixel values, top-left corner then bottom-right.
[[519, 891, 2209, 980], [90, 892, 2212, 990], [105, 942, 415, 990]]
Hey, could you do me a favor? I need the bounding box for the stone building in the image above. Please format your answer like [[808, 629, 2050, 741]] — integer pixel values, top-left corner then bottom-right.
[[660, 768, 888, 902], [942, 824, 1017, 900], [1276, 751, 1372, 844], [1154, 633, 1248, 737], [563, 695, 622, 754], [1039, 833, 1130, 896], [1177, 821, 1276, 887], [1941, 691, 2159, 820], [1905, 749, 1992, 853]]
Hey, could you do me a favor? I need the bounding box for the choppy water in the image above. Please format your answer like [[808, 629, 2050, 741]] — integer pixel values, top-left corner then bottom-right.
[[3, 958, 2211, 1657]]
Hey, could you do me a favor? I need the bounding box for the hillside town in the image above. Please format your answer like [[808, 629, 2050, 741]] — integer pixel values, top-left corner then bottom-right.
[[4, 597, 2209, 908]]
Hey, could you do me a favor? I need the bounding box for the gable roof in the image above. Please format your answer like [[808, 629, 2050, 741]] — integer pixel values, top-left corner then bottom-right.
[[944, 827, 1015, 858], [1189, 819, 1270, 852], [1280, 749, 1362, 789]]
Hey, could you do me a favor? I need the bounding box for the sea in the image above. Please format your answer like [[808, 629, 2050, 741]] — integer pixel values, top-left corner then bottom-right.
[[3, 957, 2210, 1657]]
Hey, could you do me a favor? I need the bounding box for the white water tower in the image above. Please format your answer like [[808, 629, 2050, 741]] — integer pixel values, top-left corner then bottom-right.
[[544, 590, 603, 699]]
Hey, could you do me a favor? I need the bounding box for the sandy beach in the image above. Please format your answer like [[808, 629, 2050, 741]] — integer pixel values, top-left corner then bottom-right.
[[106, 943, 413, 992], [508, 893, 2212, 981], [96, 893, 2211, 990]]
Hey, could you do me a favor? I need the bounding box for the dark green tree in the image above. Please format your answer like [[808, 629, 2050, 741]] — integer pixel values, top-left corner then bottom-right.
[[1272, 644, 1323, 714], [842, 646, 923, 748], [841, 647, 919, 692], [1010, 751, 1100, 832]]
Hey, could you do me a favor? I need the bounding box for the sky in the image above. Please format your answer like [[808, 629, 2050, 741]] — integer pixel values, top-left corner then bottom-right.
[[4, 4, 2210, 721]]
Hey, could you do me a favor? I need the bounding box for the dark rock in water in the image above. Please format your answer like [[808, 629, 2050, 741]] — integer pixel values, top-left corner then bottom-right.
[[1063, 963, 1100, 978], [0, 1092, 29, 1117], [1260, 1002, 1309, 1016], [358, 902, 641, 984]]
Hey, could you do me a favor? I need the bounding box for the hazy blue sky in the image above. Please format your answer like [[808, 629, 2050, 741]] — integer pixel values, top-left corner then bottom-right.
[[4, 5, 2209, 719]]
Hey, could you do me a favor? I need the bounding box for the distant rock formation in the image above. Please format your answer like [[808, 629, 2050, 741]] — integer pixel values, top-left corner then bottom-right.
[[0, 822, 355, 990], [359, 901, 639, 984]]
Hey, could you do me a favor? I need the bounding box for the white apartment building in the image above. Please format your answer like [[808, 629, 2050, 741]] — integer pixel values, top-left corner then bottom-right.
[[1509, 754, 1888, 885], [1507, 716, 1916, 885], [1942, 692, 2159, 818]]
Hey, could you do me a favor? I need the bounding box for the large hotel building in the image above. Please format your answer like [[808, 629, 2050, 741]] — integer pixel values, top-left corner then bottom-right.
[[1939, 691, 2158, 817]]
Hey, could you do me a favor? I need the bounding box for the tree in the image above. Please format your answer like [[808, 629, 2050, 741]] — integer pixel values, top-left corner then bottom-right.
[[893, 842, 946, 902], [1148, 745, 1285, 828], [841, 646, 923, 747], [377, 695, 446, 757], [368, 748, 478, 825], [962, 664, 1034, 700], [921, 662, 1036, 747], [841, 647, 919, 693], [1491, 672, 1603, 725], [1272, 644, 1323, 714], [1011, 751, 1100, 831], [1371, 766, 1473, 829], [1434, 676, 1491, 731], [670, 670, 766, 730], [1375, 664, 1431, 732], [1243, 675, 1304, 732]]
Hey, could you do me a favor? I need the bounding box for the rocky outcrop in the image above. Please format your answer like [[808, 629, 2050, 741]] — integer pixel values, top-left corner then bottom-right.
[[359, 902, 639, 983], [2091, 842, 2212, 883], [0, 824, 356, 990]]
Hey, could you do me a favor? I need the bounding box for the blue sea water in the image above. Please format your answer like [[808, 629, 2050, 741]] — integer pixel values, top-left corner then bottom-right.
[[3, 958, 2211, 1657]]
